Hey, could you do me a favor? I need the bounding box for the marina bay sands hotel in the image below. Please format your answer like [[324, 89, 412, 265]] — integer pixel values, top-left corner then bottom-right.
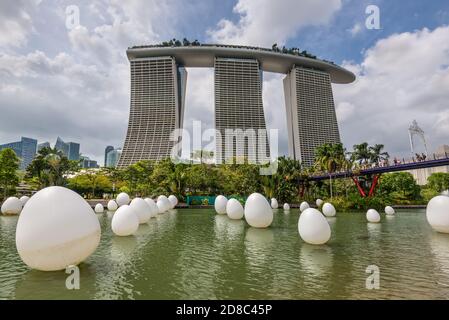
[[117, 44, 355, 168]]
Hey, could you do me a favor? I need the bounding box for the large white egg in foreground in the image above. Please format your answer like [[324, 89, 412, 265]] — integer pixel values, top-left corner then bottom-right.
[[19, 196, 30, 206], [168, 195, 178, 209], [111, 205, 139, 236], [322, 203, 336, 217], [1, 197, 22, 215], [426, 195, 449, 233], [107, 200, 118, 211], [226, 199, 244, 220], [298, 208, 331, 245], [144, 198, 159, 217], [129, 197, 151, 224], [316, 199, 324, 207], [366, 209, 381, 223], [385, 206, 395, 215], [15, 186, 101, 271], [244, 193, 273, 228], [116, 192, 130, 207], [300, 201, 310, 212], [94, 203, 104, 213], [271, 198, 278, 209], [283, 203, 290, 210], [214, 195, 228, 215]]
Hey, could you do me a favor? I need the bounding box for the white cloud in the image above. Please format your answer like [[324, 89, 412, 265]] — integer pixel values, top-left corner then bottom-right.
[[348, 22, 362, 37], [0, 0, 39, 48], [334, 26, 449, 156], [207, 0, 342, 46]]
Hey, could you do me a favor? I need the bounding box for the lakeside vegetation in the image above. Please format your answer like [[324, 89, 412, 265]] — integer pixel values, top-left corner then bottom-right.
[[1, 143, 448, 210]]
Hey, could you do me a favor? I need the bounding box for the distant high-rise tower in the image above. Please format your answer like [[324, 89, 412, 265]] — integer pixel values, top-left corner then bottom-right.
[[214, 57, 269, 164], [0, 137, 37, 170], [55, 137, 80, 161], [104, 145, 114, 167], [117, 56, 187, 168], [37, 142, 50, 151], [283, 67, 341, 167]]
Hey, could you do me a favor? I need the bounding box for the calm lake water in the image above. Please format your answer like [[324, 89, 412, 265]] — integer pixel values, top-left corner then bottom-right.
[[1, 208, 449, 300]]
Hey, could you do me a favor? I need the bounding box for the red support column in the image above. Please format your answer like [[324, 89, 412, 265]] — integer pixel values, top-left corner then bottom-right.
[[368, 174, 380, 197], [352, 177, 367, 197]]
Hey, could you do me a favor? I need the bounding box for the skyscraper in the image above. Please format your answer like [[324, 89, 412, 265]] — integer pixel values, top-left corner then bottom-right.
[[37, 142, 50, 151], [283, 67, 341, 166], [0, 137, 37, 170], [117, 56, 187, 168], [105, 148, 122, 168], [119, 44, 354, 167], [214, 57, 269, 164], [55, 137, 80, 161], [104, 145, 114, 167]]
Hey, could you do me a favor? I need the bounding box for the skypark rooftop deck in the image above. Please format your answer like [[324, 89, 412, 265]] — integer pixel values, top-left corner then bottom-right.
[[126, 43, 355, 84]]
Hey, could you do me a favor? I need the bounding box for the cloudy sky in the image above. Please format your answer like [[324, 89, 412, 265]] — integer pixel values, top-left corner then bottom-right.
[[0, 0, 448, 163]]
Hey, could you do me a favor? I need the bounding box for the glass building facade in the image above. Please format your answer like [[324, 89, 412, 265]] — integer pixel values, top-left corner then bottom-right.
[[0, 137, 38, 170]]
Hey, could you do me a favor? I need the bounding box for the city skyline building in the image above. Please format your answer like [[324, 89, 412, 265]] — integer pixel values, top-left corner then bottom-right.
[[214, 57, 269, 164], [117, 56, 187, 168], [37, 141, 50, 151], [0, 137, 37, 170], [55, 137, 80, 161], [118, 44, 355, 167], [283, 66, 341, 166], [105, 147, 122, 168], [104, 145, 114, 167]]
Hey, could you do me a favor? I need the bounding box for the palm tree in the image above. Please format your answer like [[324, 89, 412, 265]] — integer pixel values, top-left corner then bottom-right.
[[314, 143, 346, 199], [369, 144, 389, 165], [351, 142, 371, 165]]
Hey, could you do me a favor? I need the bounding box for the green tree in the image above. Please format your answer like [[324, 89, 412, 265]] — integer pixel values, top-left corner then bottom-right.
[[427, 172, 449, 193], [0, 148, 20, 199], [314, 143, 346, 198], [377, 172, 420, 202], [350, 142, 371, 165], [121, 160, 154, 195], [369, 144, 389, 164], [26, 147, 72, 188]]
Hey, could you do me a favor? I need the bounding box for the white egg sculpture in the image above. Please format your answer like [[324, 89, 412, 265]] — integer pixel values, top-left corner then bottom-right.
[[129, 197, 152, 224], [244, 193, 273, 228], [271, 198, 279, 209], [283, 203, 290, 210], [168, 195, 178, 209], [316, 199, 324, 207], [426, 195, 449, 233], [107, 200, 118, 211], [298, 208, 331, 245], [226, 199, 244, 220], [111, 205, 139, 236], [322, 203, 336, 217], [157, 195, 171, 213], [144, 198, 159, 217], [214, 195, 228, 215], [300, 201, 310, 212], [15, 186, 101, 271], [116, 192, 130, 207], [1, 197, 22, 215], [19, 196, 30, 206], [94, 203, 104, 213], [366, 209, 381, 223], [385, 206, 395, 215]]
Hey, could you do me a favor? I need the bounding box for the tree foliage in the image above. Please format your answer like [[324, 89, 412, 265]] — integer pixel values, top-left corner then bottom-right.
[[0, 148, 20, 199]]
